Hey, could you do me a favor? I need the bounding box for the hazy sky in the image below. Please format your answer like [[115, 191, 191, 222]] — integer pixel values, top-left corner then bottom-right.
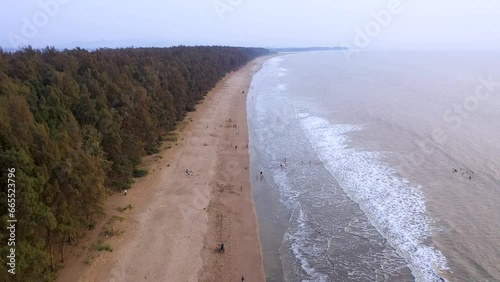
[[1, 0, 499, 50]]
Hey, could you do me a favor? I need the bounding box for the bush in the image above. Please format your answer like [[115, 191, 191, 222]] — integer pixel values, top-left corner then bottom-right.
[[133, 169, 148, 178], [98, 244, 113, 252], [117, 204, 134, 212], [146, 147, 160, 155], [164, 133, 178, 142]]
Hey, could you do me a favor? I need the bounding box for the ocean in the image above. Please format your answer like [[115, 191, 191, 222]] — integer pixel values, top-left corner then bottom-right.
[[247, 51, 500, 281]]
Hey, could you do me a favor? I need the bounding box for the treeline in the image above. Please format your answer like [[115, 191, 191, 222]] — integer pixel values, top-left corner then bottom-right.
[[0, 45, 269, 281]]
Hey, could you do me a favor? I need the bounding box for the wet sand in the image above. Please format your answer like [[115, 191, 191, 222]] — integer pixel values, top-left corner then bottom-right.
[[56, 56, 271, 282]]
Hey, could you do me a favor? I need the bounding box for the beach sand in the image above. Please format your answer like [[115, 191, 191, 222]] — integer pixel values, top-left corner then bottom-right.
[[56, 56, 270, 282]]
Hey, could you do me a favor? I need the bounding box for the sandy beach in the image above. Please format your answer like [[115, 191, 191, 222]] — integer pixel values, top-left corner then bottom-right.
[[56, 56, 270, 282]]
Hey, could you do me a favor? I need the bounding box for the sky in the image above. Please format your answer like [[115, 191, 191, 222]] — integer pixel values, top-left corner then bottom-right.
[[1, 0, 499, 50]]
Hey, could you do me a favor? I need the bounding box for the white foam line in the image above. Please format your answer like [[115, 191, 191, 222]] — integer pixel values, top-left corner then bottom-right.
[[285, 205, 329, 282], [298, 114, 448, 282]]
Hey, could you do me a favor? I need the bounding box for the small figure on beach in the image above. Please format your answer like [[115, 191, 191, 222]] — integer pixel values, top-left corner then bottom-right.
[[124, 189, 127, 196], [453, 168, 457, 173], [245, 143, 248, 148], [235, 145, 238, 149], [241, 275, 245, 281], [242, 90, 245, 94], [219, 243, 225, 253]]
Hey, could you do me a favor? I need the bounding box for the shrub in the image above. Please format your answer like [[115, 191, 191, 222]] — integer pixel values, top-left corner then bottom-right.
[[133, 169, 148, 178], [98, 244, 113, 252]]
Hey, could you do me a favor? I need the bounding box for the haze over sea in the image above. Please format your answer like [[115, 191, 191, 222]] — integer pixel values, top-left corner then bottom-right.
[[248, 51, 500, 281]]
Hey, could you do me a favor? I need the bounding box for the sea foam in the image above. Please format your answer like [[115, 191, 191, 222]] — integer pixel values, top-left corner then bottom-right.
[[298, 114, 448, 282]]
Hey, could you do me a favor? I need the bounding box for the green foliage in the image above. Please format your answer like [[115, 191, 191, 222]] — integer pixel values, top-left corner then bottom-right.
[[97, 243, 113, 252], [164, 133, 178, 142], [132, 169, 148, 178], [0, 45, 270, 281], [104, 227, 123, 237], [145, 146, 160, 155], [110, 215, 125, 222], [117, 204, 133, 213]]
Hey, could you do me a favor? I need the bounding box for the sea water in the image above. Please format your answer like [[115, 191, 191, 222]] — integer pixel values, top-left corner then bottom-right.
[[248, 51, 500, 281]]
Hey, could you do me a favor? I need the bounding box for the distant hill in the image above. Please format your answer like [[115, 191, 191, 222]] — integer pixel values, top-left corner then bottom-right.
[[269, 47, 348, 52]]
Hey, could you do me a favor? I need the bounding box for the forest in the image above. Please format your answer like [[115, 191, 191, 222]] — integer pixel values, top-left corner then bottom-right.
[[0, 45, 270, 281]]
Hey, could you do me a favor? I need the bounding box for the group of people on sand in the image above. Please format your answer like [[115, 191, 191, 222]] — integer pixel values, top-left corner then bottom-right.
[[452, 167, 474, 180], [185, 169, 193, 176]]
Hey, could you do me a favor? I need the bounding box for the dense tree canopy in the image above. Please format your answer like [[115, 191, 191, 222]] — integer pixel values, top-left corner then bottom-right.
[[0, 45, 269, 281]]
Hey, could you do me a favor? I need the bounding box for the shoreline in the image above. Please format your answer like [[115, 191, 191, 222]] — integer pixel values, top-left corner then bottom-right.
[[56, 56, 271, 282]]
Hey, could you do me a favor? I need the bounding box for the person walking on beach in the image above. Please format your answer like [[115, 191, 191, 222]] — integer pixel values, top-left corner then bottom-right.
[[219, 243, 225, 253], [124, 189, 127, 196], [241, 275, 245, 281]]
